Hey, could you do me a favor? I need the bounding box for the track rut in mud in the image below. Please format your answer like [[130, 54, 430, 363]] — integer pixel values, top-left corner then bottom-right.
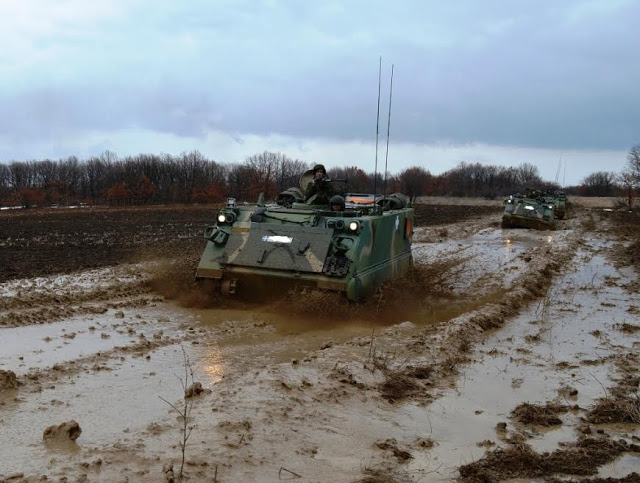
[[1, 204, 639, 482]]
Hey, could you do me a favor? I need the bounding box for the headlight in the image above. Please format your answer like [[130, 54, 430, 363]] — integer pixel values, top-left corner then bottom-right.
[[348, 221, 360, 232], [217, 213, 226, 223]]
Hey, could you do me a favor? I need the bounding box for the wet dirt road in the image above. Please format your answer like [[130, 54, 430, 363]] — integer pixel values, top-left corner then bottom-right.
[[1, 206, 639, 482]]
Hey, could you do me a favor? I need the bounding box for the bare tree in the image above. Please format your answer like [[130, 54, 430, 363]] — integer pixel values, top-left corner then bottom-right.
[[160, 346, 196, 482], [57, 156, 82, 204], [226, 163, 255, 201], [274, 155, 307, 192], [398, 166, 432, 203], [627, 144, 640, 182], [0, 164, 12, 203], [245, 151, 280, 200], [581, 171, 616, 196], [616, 170, 637, 209], [8, 161, 35, 190], [515, 162, 542, 188]]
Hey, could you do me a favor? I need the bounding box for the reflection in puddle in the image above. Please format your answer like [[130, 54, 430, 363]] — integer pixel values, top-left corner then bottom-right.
[[200, 343, 224, 384], [3, 227, 637, 480], [599, 452, 640, 478], [414, 240, 640, 479]]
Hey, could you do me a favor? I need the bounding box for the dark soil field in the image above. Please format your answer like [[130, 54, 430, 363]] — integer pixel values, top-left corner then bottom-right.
[[0, 206, 213, 282], [0, 203, 501, 283]]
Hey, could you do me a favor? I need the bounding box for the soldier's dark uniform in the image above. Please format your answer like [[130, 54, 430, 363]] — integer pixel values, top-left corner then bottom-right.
[[305, 164, 335, 205]]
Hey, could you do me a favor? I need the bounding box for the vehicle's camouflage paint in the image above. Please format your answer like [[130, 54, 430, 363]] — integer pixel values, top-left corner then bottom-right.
[[502, 189, 556, 230], [275, 187, 304, 208], [196, 194, 413, 300], [550, 191, 567, 219]]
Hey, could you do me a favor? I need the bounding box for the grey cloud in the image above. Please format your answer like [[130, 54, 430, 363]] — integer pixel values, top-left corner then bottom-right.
[[2, 0, 639, 159]]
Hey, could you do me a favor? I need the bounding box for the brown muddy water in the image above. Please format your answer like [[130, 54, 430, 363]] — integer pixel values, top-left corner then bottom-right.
[[407, 240, 640, 480], [1, 218, 639, 481]]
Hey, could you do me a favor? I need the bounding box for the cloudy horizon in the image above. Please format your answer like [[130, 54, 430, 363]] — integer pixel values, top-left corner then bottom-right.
[[1, 0, 638, 185]]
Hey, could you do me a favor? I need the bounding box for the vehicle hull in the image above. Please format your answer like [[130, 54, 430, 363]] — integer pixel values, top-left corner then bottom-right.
[[196, 200, 414, 301]]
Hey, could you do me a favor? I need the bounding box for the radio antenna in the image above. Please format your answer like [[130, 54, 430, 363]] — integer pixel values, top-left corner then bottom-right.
[[554, 152, 563, 184], [373, 57, 382, 196], [383, 63, 394, 196]]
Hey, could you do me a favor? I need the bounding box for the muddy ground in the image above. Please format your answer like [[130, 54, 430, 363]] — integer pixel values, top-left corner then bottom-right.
[[1, 198, 639, 482], [0, 203, 500, 283]]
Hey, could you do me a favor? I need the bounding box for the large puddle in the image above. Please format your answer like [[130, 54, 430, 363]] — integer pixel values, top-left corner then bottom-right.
[[409, 240, 640, 479], [1, 228, 638, 480]]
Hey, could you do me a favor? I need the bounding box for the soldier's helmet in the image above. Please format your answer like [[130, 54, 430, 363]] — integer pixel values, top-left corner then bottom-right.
[[312, 164, 327, 175], [330, 194, 345, 210]]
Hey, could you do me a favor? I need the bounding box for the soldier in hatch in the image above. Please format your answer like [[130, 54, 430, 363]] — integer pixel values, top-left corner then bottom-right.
[[330, 195, 345, 212], [305, 164, 335, 205]]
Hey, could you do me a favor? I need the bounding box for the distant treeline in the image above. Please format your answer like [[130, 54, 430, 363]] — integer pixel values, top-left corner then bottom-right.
[[0, 148, 637, 207], [569, 145, 640, 206]]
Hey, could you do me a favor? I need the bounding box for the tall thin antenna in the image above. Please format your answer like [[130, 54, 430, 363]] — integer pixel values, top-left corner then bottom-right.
[[554, 153, 562, 184], [562, 158, 567, 187], [383, 64, 394, 196], [373, 57, 382, 196]]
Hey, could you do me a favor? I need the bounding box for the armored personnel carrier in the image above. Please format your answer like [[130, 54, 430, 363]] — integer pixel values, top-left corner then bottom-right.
[[550, 190, 567, 219], [502, 189, 556, 230], [196, 173, 414, 301]]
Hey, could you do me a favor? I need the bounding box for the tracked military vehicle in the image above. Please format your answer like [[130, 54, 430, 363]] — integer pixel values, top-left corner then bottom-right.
[[196, 172, 414, 301], [502, 189, 556, 230], [550, 190, 567, 219]]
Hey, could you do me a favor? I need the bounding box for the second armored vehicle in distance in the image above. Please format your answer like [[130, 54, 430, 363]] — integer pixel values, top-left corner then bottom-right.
[[502, 189, 556, 230]]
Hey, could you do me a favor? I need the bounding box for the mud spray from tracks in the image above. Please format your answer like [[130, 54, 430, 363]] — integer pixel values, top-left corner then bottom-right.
[[144, 237, 474, 325], [145, 246, 216, 309]]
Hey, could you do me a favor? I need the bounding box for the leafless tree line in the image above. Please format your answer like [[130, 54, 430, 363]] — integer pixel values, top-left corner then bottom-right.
[[0, 150, 307, 207], [577, 145, 640, 206], [1, 146, 638, 207]]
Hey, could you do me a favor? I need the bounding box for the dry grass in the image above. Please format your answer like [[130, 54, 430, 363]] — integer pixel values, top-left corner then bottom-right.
[[615, 323, 640, 334], [414, 196, 503, 207], [365, 333, 434, 403], [459, 439, 640, 481], [358, 468, 413, 483], [569, 196, 617, 209], [582, 214, 597, 231], [379, 373, 421, 403], [587, 396, 640, 424], [511, 402, 571, 426]]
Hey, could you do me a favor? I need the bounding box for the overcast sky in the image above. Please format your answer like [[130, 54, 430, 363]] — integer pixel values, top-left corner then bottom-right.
[[1, 0, 638, 185]]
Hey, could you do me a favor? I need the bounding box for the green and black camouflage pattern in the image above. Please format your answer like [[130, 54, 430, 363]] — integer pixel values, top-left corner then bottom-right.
[[502, 189, 556, 230], [196, 192, 414, 300], [548, 190, 567, 219]]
